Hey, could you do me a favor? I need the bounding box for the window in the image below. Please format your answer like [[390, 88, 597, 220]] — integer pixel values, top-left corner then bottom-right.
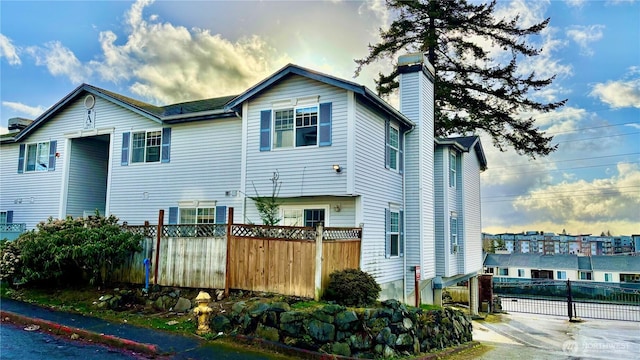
[[179, 207, 216, 224], [604, 273, 613, 282], [389, 211, 399, 256], [132, 130, 161, 163], [579, 271, 592, 280], [281, 206, 326, 227], [272, 105, 319, 149], [388, 126, 399, 170], [498, 268, 509, 276], [557, 271, 567, 280], [19, 141, 56, 173], [385, 121, 402, 172], [385, 208, 403, 258], [518, 269, 525, 277], [0, 211, 8, 224], [450, 217, 458, 254], [449, 152, 457, 187]]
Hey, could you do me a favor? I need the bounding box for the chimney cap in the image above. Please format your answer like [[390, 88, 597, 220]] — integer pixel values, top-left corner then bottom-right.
[[398, 53, 426, 66], [398, 53, 435, 77]]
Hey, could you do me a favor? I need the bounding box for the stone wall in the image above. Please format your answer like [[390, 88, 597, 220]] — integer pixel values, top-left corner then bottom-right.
[[212, 299, 472, 358]]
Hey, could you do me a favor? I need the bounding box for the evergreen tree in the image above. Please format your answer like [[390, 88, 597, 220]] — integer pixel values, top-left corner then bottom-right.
[[355, 0, 567, 158]]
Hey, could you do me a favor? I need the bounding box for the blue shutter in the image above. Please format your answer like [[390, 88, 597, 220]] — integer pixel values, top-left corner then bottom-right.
[[385, 119, 390, 168], [161, 128, 171, 163], [215, 206, 227, 224], [168, 207, 178, 225], [385, 208, 391, 259], [319, 102, 332, 146], [121, 132, 130, 166], [260, 110, 271, 151], [6, 211, 13, 224], [399, 210, 404, 257], [48, 140, 57, 171], [398, 131, 404, 174], [17, 144, 25, 174]]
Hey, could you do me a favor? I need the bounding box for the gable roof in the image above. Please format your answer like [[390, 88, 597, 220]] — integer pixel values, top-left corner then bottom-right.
[[9, 84, 238, 142], [484, 253, 640, 273], [437, 135, 488, 171], [591, 256, 640, 272], [225, 63, 415, 129]]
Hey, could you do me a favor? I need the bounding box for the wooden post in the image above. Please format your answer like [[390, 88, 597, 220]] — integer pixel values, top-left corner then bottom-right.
[[154, 209, 164, 285], [224, 207, 234, 297], [314, 223, 324, 301]]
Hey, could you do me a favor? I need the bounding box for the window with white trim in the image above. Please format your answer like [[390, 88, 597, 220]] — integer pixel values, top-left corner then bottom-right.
[[132, 130, 162, 163], [25, 142, 51, 172], [389, 210, 400, 256], [449, 152, 457, 187], [450, 216, 458, 253], [604, 273, 613, 282], [179, 207, 216, 224], [388, 126, 399, 171], [556, 271, 567, 280], [273, 105, 318, 149], [281, 206, 327, 227], [518, 269, 525, 277], [498, 268, 509, 276], [579, 271, 592, 280], [0, 211, 7, 224]]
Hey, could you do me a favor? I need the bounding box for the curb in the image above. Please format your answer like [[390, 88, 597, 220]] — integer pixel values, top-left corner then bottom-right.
[[0, 310, 159, 356]]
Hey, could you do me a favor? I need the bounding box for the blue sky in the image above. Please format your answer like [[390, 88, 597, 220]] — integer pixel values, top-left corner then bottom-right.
[[1, 0, 639, 235]]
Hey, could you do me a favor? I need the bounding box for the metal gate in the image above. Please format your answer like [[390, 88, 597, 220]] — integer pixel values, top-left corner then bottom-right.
[[494, 279, 640, 322]]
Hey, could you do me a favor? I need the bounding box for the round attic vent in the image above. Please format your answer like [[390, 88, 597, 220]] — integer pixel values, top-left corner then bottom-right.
[[84, 94, 95, 109]]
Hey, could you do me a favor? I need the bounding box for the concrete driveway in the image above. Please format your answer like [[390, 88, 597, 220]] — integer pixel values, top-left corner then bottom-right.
[[471, 312, 640, 359]]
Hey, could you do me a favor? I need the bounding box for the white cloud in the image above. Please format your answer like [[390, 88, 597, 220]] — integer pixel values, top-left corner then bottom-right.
[[590, 78, 640, 108], [566, 25, 604, 56], [0, 33, 21, 65], [513, 163, 640, 223], [566, 0, 586, 7], [2, 101, 45, 118], [25, 41, 91, 84], [88, 0, 292, 104]]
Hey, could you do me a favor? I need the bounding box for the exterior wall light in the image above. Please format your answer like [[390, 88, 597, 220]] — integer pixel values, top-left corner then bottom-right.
[[333, 164, 342, 173]]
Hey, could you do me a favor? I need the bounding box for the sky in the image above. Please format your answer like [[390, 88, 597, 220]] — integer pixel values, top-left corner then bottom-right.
[[1, 0, 639, 236]]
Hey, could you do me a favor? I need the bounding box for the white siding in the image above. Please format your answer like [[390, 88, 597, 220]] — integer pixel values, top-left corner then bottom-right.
[[109, 115, 243, 224], [243, 76, 349, 199], [400, 67, 436, 288], [462, 149, 483, 274], [353, 101, 404, 285], [1, 93, 244, 228]]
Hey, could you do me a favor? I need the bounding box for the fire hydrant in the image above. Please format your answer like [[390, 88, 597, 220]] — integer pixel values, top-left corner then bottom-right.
[[193, 291, 212, 335]]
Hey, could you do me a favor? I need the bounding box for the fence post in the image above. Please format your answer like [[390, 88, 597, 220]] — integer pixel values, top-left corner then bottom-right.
[[567, 279, 573, 320], [314, 223, 324, 301], [225, 207, 234, 297], [154, 209, 164, 285]]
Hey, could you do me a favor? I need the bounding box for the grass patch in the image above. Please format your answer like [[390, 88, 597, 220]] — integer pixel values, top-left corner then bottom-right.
[[290, 300, 323, 310], [420, 303, 443, 311]]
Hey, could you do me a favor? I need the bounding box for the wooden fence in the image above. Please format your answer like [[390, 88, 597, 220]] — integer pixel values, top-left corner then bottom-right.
[[115, 208, 361, 299]]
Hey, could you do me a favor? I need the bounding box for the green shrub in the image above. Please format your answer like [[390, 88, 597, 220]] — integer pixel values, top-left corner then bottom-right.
[[0, 240, 22, 286], [323, 268, 381, 307], [14, 213, 142, 287]]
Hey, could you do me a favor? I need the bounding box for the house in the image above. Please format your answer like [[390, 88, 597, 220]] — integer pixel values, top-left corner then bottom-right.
[[484, 253, 640, 285], [0, 53, 486, 307]]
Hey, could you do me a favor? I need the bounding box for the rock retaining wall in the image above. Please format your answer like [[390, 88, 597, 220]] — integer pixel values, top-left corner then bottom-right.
[[212, 299, 472, 358]]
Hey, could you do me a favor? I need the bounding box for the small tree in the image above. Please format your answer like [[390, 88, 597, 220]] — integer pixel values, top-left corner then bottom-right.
[[249, 171, 282, 226]]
